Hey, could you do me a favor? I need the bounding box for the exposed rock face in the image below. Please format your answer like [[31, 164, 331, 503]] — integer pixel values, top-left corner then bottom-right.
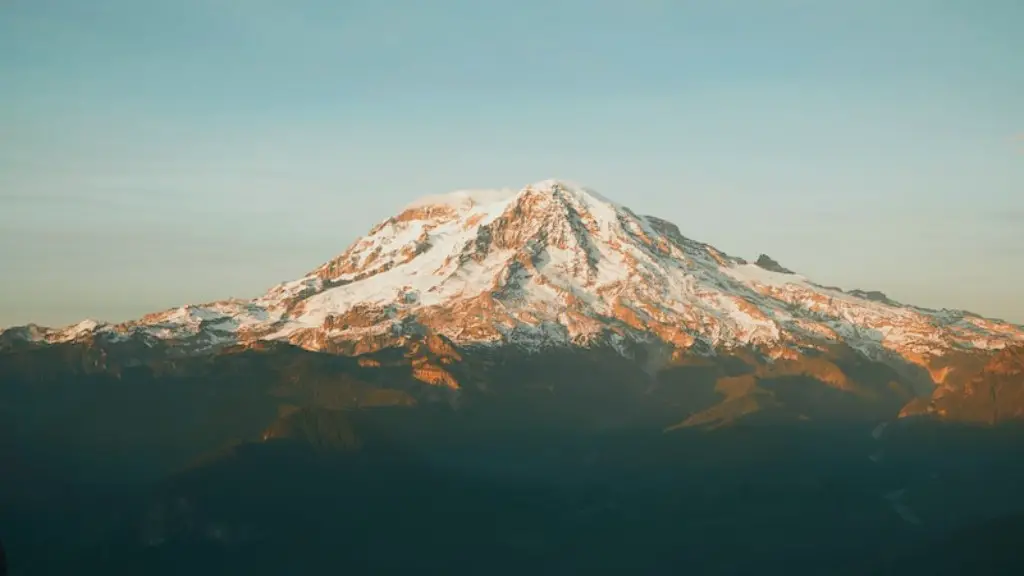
[[899, 345, 1024, 423], [848, 289, 899, 306], [2, 179, 1023, 423], [754, 254, 794, 274]]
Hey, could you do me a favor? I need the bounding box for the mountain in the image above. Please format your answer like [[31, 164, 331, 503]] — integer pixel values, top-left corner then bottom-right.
[[3, 179, 1024, 574], [3, 179, 1023, 424]]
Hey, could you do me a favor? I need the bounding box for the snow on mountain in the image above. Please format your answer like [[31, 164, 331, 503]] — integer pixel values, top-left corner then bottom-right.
[[5, 179, 1024, 376]]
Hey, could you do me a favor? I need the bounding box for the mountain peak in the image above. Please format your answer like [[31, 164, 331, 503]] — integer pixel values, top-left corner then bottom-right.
[[524, 177, 615, 199], [522, 178, 581, 194], [399, 179, 618, 217]]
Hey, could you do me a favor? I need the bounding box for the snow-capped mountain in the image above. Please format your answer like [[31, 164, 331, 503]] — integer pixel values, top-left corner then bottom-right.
[[5, 184, 1023, 576], [6, 179, 1024, 375]]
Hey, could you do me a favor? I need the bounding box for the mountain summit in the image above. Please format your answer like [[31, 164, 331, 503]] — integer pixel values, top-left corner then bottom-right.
[[4, 179, 1023, 421]]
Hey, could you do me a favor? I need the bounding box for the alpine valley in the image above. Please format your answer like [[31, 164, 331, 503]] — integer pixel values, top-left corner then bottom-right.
[[3, 180, 1024, 575]]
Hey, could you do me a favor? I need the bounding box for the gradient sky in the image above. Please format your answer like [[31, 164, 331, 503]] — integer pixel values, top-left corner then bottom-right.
[[2, 0, 1022, 327]]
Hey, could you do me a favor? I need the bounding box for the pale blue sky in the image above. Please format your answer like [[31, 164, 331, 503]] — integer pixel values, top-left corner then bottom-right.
[[1, 0, 1022, 327]]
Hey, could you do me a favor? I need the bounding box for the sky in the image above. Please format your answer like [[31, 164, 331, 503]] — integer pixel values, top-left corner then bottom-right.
[[1, 0, 1022, 327]]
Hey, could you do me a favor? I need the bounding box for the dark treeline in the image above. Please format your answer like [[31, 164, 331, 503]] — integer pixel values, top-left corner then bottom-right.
[[4, 411, 1024, 575]]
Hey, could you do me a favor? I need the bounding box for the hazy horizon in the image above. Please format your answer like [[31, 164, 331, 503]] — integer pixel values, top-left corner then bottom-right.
[[2, 1, 1022, 327]]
